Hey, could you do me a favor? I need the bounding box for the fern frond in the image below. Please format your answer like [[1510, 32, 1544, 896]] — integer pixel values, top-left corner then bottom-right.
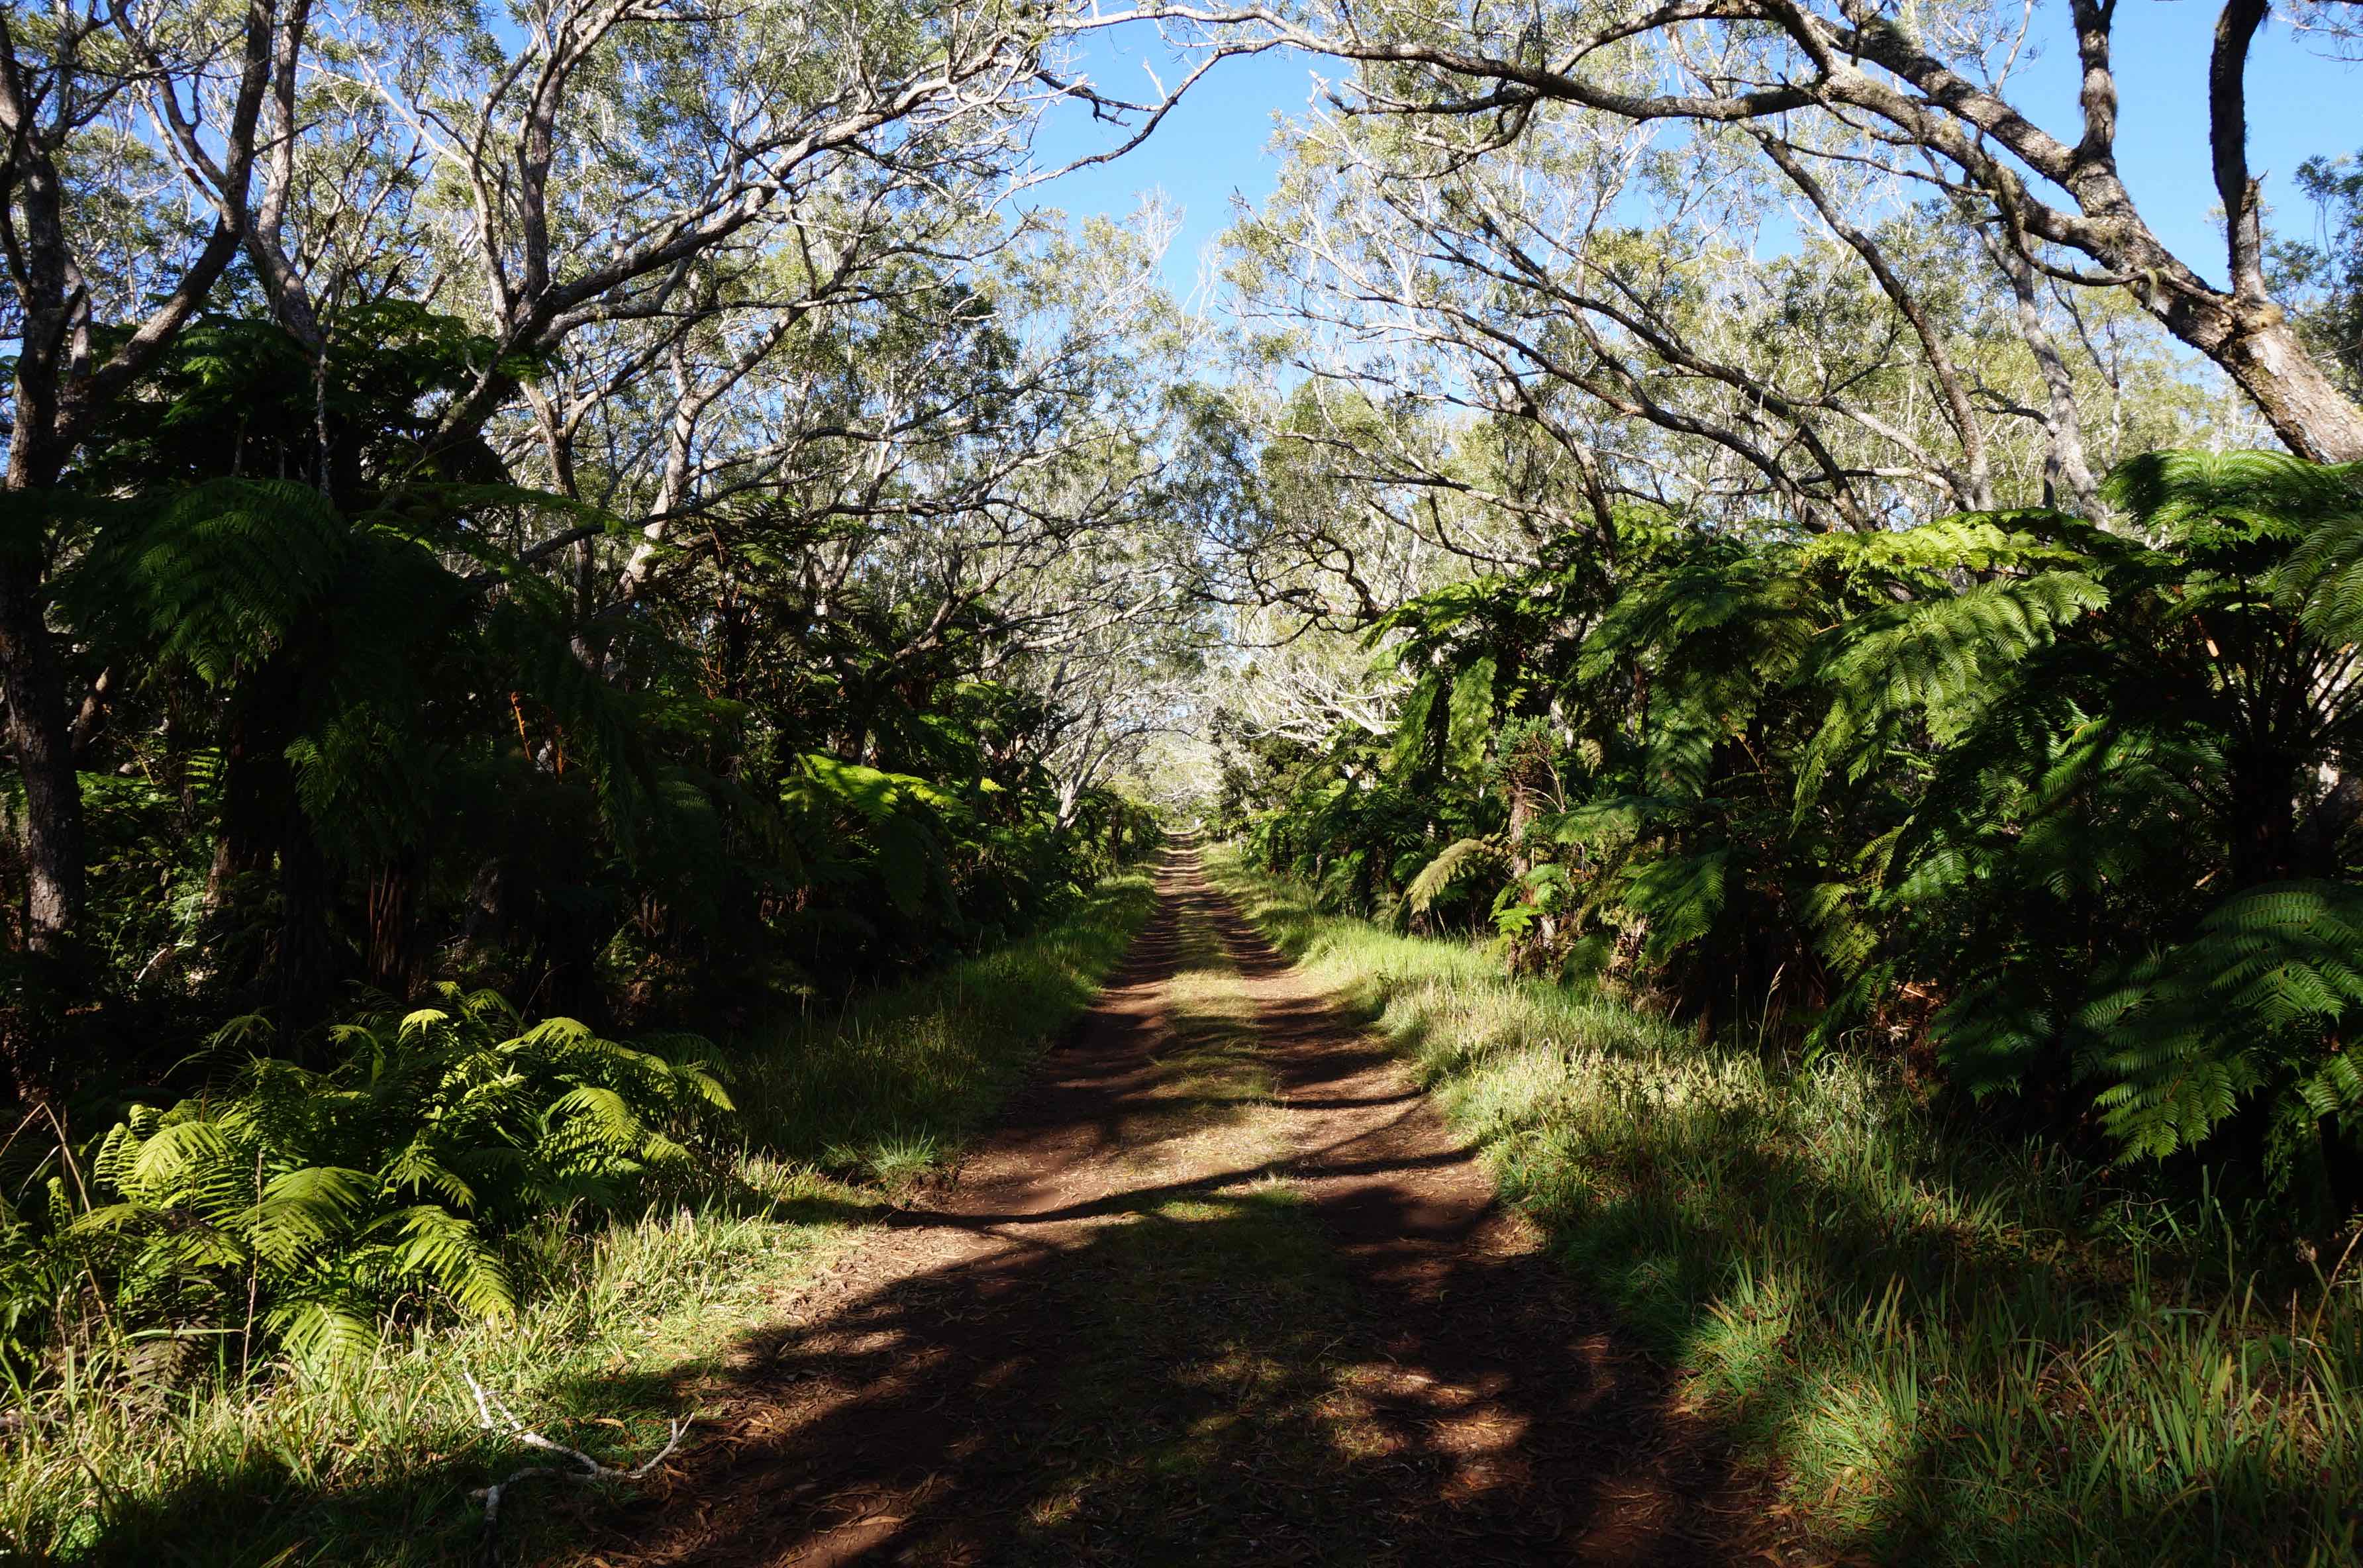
[[2076, 881, 2363, 1174], [383, 1206, 514, 1321], [123, 478, 350, 684], [1618, 849, 1733, 956], [1405, 838, 1507, 913], [268, 1298, 381, 1367], [2107, 448, 2363, 556], [1801, 568, 2107, 812], [245, 1166, 375, 1269]]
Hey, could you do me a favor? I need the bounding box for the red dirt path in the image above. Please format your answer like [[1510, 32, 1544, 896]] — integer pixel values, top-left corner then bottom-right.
[[576, 849, 1767, 1566]]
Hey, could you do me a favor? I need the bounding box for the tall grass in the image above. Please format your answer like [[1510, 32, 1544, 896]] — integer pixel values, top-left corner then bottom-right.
[[1207, 848, 2363, 1566], [0, 872, 1156, 1565]]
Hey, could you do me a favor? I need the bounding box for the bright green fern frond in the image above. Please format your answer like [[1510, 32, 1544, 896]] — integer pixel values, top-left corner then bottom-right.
[[2273, 493, 2363, 648], [383, 1205, 514, 1321], [2078, 881, 2363, 1175], [1619, 849, 1733, 957], [244, 1166, 376, 1269], [2107, 449, 2363, 558], [545, 1085, 650, 1154], [268, 1298, 382, 1367], [1405, 838, 1508, 913], [379, 1141, 479, 1210]]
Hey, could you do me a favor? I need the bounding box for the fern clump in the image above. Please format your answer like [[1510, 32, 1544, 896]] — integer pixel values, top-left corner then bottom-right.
[[72, 987, 732, 1365]]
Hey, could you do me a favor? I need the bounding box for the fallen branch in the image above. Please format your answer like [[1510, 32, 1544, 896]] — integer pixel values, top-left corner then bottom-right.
[[464, 1369, 687, 1563]]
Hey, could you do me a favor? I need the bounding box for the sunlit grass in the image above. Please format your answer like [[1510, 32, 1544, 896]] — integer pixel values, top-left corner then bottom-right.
[[1, 1199, 854, 1565], [736, 872, 1158, 1181], [0, 874, 1158, 1565], [1207, 846, 2363, 1566]]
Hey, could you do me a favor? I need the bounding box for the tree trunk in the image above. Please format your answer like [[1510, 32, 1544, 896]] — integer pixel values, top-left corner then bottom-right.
[[2225, 742, 2305, 888], [366, 852, 427, 1001], [1991, 237, 2101, 514], [272, 816, 339, 1028], [209, 664, 297, 905], [2160, 293, 2363, 464], [0, 549, 83, 954]]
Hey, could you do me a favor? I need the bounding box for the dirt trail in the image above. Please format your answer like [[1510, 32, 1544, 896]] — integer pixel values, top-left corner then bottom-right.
[[586, 849, 1762, 1566]]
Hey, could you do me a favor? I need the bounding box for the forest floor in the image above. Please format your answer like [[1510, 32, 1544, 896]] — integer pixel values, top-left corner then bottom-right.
[[579, 848, 1770, 1567]]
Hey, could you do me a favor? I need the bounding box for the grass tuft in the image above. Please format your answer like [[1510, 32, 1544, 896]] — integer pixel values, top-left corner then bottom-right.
[[736, 873, 1156, 1183]]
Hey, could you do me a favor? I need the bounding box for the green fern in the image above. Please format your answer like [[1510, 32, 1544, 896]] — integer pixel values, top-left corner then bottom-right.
[[1800, 569, 2109, 810], [1405, 838, 1508, 913], [72, 996, 734, 1362], [2105, 448, 2363, 557], [2080, 882, 2363, 1180], [1244, 446, 2363, 1204], [120, 478, 351, 685]]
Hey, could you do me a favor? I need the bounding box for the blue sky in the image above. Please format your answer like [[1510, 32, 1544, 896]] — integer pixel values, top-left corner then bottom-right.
[[1021, 5, 2362, 302], [1027, 40, 1321, 303]]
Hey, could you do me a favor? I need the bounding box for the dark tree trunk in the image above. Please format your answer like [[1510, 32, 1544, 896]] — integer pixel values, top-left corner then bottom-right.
[[366, 852, 427, 1001], [207, 651, 350, 1020], [0, 0, 271, 962], [534, 898, 606, 1026], [0, 547, 84, 955], [208, 665, 299, 906], [2226, 744, 2305, 889], [271, 815, 340, 1028]]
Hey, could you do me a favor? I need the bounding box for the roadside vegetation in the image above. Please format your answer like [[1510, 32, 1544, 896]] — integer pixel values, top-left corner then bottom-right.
[[0, 873, 1154, 1565], [1209, 848, 2363, 1565], [1217, 450, 2363, 1216], [1189, 9, 2363, 1559]]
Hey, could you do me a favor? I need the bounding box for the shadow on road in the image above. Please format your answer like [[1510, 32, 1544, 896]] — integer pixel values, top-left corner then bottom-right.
[[585, 850, 1757, 1567]]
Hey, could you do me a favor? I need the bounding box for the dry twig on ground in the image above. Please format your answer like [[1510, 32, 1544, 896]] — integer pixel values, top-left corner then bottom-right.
[[464, 1369, 687, 1563]]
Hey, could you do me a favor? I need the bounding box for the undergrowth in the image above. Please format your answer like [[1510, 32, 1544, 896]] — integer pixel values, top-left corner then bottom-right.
[[1207, 847, 2363, 1567], [0, 871, 1156, 1565]]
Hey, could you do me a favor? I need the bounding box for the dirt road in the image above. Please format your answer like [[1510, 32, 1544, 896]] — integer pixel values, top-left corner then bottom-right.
[[587, 849, 1760, 1566]]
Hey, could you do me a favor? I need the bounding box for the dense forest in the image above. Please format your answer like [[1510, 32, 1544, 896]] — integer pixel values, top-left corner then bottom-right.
[[6, 0, 2363, 1560]]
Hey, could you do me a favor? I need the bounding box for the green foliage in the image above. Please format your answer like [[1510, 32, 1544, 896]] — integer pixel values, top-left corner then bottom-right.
[[2082, 882, 2363, 1169], [17, 309, 1163, 1048], [57, 989, 730, 1365], [1404, 837, 1506, 914], [0, 878, 1156, 1565], [1238, 450, 2363, 1211], [783, 754, 962, 922]]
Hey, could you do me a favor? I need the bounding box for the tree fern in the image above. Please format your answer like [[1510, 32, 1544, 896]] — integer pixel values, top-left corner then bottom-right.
[[114, 478, 352, 685], [784, 754, 963, 922], [2106, 448, 2363, 558], [1241, 446, 2363, 1210], [1800, 569, 2109, 810], [1612, 848, 1735, 958]]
